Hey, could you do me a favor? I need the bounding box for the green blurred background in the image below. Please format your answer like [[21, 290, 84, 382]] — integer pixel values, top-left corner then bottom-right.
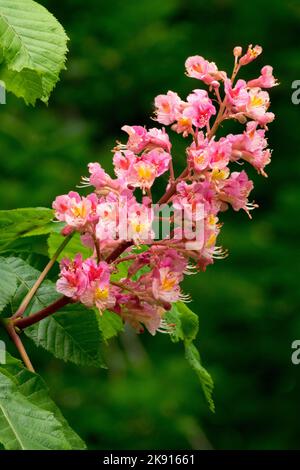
[[1, 0, 300, 450]]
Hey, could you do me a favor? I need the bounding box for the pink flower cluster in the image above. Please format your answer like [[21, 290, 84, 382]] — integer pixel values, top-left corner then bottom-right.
[[53, 45, 277, 335]]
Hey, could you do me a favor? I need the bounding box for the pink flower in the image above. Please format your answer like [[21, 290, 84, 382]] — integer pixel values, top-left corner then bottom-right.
[[246, 88, 274, 125], [187, 138, 210, 172], [79, 259, 114, 313], [152, 267, 182, 302], [80, 163, 126, 194], [121, 125, 149, 153], [56, 254, 87, 300], [173, 180, 220, 220], [154, 91, 183, 125], [239, 44, 262, 65], [96, 199, 119, 242], [87, 163, 111, 189], [239, 44, 262, 66], [57, 256, 113, 312], [208, 138, 232, 170], [185, 89, 216, 127], [228, 121, 271, 176], [53, 191, 98, 231], [128, 160, 157, 191], [127, 202, 154, 243], [116, 298, 164, 335], [120, 126, 172, 153], [197, 215, 222, 271], [145, 148, 171, 176], [83, 258, 110, 284], [219, 171, 254, 214], [172, 115, 193, 137], [81, 280, 116, 313], [224, 79, 249, 109], [113, 150, 135, 179], [185, 55, 226, 84], [248, 66, 278, 89], [147, 128, 172, 152], [114, 148, 171, 192], [151, 249, 187, 303]]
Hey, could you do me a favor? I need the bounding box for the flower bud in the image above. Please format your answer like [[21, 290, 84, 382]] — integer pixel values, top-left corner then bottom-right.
[[233, 46, 242, 58]]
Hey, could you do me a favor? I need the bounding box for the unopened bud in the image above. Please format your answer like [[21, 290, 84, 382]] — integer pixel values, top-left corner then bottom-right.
[[211, 80, 220, 88], [233, 46, 242, 58]]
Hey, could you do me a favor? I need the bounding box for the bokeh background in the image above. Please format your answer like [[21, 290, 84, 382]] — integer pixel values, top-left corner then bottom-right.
[[1, 0, 300, 450]]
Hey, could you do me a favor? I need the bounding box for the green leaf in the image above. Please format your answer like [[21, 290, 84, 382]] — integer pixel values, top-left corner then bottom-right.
[[111, 255, 150, 283], [26, 303, 106, 368], [184, 341, 215, 413], [111, 260, 131, 282], [164, 303, 184, 343], [165, 302, 199, 343], [0, 257, 17, 313], [7, 257, 105, 367], [165, 301, 215, 412], [0, 0, 68, 104], [0, 353, 85, 450], [0, 208, 54, 251], [176, 302, 199, 342], [48, 231, 92, 262], [98, 310, 124, 341]]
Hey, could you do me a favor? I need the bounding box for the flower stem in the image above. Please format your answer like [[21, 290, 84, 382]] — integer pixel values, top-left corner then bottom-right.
[[3, 320, 35, 372], [111, 281, 136, 294], [13, 296, 71, 330], [158, 167, 189, 204], [92, 233, 101, 263], [106, 240, 132, 264], [207, 99, 227, 139], [113, 254, 136, 265], [12, 233, 73, 320]]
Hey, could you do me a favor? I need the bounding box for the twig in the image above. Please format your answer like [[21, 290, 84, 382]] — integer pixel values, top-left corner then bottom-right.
[[106, 240, 132, 264], [12, 233, 73, 320], [4, 320, 35, 372], [14, 296, 71, 330]]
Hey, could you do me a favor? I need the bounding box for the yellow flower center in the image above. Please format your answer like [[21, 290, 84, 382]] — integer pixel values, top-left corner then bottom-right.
[[72, 204, 87, 218], [179, 117, 191, 127], [207, 214, 217, 226], [95, 287, 109, 300], [137, 164, 154, 182], [195, 153, 205, 165], [211, 168, 228, 181], [250, 95, 264, 108], [161, 274, 177, 291], [249, 48, 259, 58]]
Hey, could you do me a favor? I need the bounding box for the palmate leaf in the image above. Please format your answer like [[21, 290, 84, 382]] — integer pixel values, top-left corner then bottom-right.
[[0, 0, 68, 104], [0, 257, 17, 314], [165, 302, 215, 412], [0, 353, 85, 450], [0, 208, 55, 252], [7, 257, 105, 367]]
